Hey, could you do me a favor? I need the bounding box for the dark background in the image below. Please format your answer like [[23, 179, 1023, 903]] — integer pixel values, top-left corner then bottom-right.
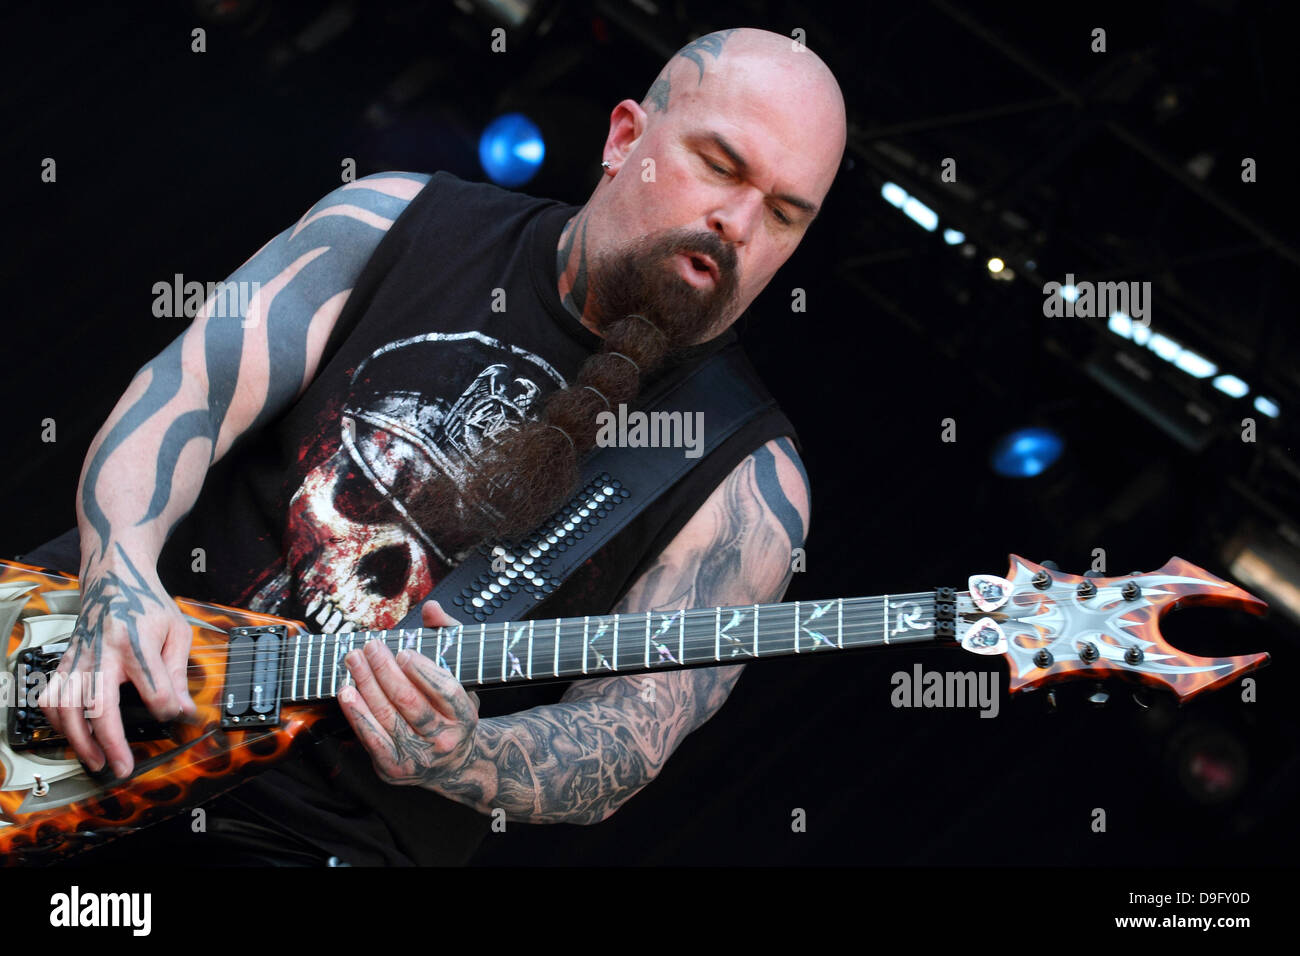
[[1, 0, 1296, 865]]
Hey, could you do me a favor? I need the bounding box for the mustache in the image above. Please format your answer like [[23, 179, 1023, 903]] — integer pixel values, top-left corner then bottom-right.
[[658, 230, 738, 280], [587, 228, 740, 339]]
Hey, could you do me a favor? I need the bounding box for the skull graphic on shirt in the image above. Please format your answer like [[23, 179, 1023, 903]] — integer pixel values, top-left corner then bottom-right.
[[248, 331, 567, 632]]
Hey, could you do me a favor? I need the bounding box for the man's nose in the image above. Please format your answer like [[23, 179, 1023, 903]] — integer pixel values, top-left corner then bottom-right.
[[706, 192, 764, 246]]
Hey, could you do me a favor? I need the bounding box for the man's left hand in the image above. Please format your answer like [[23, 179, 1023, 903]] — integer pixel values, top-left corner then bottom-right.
[[339, 600, 481, 787]]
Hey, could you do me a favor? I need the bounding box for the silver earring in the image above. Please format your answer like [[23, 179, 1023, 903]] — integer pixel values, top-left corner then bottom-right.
[[600, 161, 612, 170]]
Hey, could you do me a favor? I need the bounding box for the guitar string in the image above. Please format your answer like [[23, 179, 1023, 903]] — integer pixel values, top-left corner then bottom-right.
[[27, 613, 961, 721], [27, 591, 1052, 711], [172, 596, 994, 698], [170, 626, 952, 681], [168, 591, 944, 668], [171, 614, 951, 677]]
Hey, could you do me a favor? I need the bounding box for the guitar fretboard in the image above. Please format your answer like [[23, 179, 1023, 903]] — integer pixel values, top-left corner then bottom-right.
[[281, 592, 944, 702]]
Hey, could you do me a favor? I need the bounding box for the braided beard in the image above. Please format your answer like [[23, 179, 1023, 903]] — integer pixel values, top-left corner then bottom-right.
[[407, 227, 740, 555]]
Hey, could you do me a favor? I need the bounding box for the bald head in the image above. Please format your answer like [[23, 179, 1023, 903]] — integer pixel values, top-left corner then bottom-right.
[[641, 28, 847, 197]]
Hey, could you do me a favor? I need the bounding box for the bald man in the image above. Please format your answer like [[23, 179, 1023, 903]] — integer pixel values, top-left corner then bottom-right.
[[36, 27, 847, 865]]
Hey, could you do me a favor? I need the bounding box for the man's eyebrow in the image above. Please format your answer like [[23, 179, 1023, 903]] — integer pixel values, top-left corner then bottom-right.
[[703, 132, 820, 218]]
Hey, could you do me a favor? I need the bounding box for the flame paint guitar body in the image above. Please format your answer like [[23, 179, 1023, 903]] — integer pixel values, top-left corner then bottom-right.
[[0, 561, 321, 863]]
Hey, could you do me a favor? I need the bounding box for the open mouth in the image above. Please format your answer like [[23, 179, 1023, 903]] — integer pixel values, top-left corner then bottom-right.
[[675, 251, 719, 288]]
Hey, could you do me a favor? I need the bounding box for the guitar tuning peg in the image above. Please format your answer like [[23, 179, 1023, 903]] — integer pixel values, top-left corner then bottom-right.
[[1040, 560, 1060, 570], [1087, 683, 1110, 708], [1083, 569, 1106, 579]]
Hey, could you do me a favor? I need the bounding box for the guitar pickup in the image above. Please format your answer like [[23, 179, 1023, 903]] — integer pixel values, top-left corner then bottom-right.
[[221, 626, 285, 729]]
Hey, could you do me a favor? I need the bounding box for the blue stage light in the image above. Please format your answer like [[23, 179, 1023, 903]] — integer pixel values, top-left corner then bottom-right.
[[479, 113, 545, 187], [990, 427, 1065, 478]]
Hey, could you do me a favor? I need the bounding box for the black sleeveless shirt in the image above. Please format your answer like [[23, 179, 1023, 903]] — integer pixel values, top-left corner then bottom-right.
[[139, 172, 799, 865]]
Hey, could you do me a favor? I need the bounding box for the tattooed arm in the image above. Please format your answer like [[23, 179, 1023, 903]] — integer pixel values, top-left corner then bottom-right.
[[45, 174, 430, 779], [341, 436, 811, 824]]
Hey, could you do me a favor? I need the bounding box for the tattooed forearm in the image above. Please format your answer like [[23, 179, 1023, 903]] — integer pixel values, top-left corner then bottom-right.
[[428, 703, 654, 824], [424, 437, 811, 824], [77, 173, 429, 563]]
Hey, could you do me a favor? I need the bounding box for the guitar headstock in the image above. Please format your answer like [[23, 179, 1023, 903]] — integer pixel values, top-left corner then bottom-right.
[[955, 555, 1269, 702]]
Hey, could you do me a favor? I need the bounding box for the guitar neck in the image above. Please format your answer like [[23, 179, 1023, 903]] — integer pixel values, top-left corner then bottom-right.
[[282, 591, 948, 702]]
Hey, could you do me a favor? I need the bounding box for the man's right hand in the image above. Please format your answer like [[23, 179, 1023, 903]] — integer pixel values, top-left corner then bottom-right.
[[41, 543, 196, 780]]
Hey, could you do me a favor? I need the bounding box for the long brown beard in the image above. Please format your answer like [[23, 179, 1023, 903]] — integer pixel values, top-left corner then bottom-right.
[[408, 227, 740, 551]]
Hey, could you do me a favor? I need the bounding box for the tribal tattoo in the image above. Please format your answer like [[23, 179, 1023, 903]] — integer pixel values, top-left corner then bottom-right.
[[65, 174, 428, 721], [556, 205, 593, 321], [78, 173, 430, 564], [63, 544, 165, 686], [408, 437, 810, 824], [641, 28, 739, 114]]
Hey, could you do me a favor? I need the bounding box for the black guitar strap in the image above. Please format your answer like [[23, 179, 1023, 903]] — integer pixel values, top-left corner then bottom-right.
[[395, 341, 776, 630]]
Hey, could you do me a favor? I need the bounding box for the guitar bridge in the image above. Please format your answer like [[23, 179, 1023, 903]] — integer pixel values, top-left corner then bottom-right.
[[6, 644, 172, 751], [221, 626, 286, 729]]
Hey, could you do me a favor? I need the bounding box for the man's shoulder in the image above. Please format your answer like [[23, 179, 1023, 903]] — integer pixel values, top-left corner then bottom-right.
[[361, 169, 566, 210]]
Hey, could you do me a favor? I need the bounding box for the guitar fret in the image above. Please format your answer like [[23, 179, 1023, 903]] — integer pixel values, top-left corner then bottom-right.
[[582, 616, 589, 675], [612, 614, 619, 671], [345, 633, 357, 689], [795, 602, 800, 654], [315, 635, 325, 699], [456, 625, 463, 681], [715, 606, 721, 661], [753, 605, 760, 656], [501, 621, 510, 682], [291, 634, 301, 700], [837, 598, 843, 648], [644, 611, 651, 668], [883, 595, 890, 645], [477, 623, 485, 685], [332, 634, 345, 697], [417, 628, 423, 657], [553, 618, 561, 677], [330, 633, 340, 695], [527, 619, 534, 680], [678, 611, 685, 664]]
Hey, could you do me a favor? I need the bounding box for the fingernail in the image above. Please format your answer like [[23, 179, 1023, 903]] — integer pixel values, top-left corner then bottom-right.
[[112, 761, 130, 779]]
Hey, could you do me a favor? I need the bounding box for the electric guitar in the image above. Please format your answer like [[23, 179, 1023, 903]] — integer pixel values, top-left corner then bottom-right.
[[0, 553, 1269, 864]]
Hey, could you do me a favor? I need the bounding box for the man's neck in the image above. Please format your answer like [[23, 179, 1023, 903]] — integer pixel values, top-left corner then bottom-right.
[[556, 209, 603, 337]]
